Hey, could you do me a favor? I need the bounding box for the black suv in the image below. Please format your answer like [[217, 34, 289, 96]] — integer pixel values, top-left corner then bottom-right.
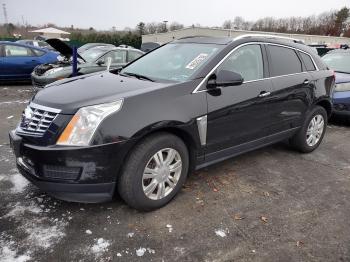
[[9, 35, 334, 211]]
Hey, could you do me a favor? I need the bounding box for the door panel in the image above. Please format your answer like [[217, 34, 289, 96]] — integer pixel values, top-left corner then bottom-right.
[[268, 73, 314, 133], [206, 79, 275, 154], [205, 44, 274, 155], [265, 44, 314, 133], [2, 44, 40, 79]]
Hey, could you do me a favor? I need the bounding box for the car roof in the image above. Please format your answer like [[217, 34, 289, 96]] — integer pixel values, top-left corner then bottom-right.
[[172, 35, 314, 54], [174, 36, 233, 45], [83, 45, 143, 53]]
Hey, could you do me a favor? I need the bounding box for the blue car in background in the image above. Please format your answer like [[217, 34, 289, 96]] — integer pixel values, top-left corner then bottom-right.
[[322, 49, 350, 117], [0, 41, 58, 81]]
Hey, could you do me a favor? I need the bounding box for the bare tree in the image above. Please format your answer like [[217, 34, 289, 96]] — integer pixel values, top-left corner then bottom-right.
[[223, 20, 233, 29], [145, 22, 157, 34], [169, 22, 184, 31]]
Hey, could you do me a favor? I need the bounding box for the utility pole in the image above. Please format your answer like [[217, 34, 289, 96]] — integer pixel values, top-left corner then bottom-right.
[[2, 3, 8, 24], [163, 20, 168, 32]]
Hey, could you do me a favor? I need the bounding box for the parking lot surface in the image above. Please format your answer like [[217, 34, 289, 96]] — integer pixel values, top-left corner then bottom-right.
[[1, 85, 350, 262]]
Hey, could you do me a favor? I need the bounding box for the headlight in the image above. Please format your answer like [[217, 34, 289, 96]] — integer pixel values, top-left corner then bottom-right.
[[334, 83, 350, 92], [57, 100, 123, 146], [45, 67, 63, 75]]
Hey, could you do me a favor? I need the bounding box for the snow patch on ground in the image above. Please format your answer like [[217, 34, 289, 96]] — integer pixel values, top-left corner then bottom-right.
[[215, 228, 229, 238], [166, 224, 173, 233], [136, 247, 146, 257], [4, 202, 41, 218], [0, 240, 31, 262], [25, 219, 67, 249], [0, 194, 69, 258], [0, 170, 29, 194], [9, 173, 29, 193], [0, 100, 29, 106], [91, 238, 110, 257]]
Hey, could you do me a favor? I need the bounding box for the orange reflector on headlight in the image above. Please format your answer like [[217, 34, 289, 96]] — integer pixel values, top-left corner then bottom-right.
[[57, 115, 80, 144]]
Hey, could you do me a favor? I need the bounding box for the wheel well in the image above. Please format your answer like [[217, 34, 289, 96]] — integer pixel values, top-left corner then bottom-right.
[[315, 100, 332, 118], [135, 127, 197, 174]]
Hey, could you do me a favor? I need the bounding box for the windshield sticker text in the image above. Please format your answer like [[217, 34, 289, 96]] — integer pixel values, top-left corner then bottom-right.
[[185, 53, 208, 70]]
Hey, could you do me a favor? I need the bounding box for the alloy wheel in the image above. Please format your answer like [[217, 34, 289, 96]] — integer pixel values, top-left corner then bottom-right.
[[142, 148, 182, 200], [306, 114, 325, 147]]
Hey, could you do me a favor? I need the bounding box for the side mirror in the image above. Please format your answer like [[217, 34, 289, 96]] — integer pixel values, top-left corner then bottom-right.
[[208, 70, 244, 89], [96, 59, 104, 66]]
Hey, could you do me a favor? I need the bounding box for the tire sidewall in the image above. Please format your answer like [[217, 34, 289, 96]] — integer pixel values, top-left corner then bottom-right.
[[301, 106, 328, 152], [124, 135, 189, 210]]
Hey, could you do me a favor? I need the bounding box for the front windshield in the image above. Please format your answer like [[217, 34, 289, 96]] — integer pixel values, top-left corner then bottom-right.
[[81, 48, 108, 62], [322, 53, 350, 73], [121, 43, 222, 82]]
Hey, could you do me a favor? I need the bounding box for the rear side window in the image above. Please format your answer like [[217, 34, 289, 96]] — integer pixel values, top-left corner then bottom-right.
[[4, 45, 33, 57], [299, 52, 316, 71], [268, 45, 302, 77]]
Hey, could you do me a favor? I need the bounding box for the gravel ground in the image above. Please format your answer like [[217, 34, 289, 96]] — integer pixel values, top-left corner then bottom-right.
[[1, 85, 350, 262]]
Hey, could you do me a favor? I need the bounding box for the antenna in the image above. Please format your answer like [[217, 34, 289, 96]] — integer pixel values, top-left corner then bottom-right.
[[2, 3, 8, 24]]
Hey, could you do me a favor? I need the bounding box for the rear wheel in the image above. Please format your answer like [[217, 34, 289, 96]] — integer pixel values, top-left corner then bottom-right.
[[290, 106, 327, 153], [118, 133, 189, 211]]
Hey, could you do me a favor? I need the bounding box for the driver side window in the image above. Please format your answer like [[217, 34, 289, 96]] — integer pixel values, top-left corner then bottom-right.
[[218, 45, 264, 82]]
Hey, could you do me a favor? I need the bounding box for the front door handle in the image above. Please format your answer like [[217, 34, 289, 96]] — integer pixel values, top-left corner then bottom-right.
[[303, 79, 310, 85], [258, 91, 271, 98]]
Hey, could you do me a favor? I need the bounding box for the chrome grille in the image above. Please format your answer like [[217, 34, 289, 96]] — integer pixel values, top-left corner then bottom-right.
[[16, 102, 61, 137]]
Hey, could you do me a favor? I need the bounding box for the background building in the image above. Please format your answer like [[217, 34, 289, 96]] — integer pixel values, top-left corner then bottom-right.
[[29, 27, 70, 40], [142, 27, 350, 45]]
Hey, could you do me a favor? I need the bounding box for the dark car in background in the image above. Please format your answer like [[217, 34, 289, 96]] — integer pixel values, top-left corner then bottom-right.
[[0, 41, 58, 81], [31, 39, 144, 89], [322, 49, 350, 117], [10, 35, 334, 211], [308, 44, 335, 56], [140, 42, 161, 53]]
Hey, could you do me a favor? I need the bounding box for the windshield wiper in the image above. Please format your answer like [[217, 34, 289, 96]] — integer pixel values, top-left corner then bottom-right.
[[334, 70, 350, 74], [120, 72, 154, 82]]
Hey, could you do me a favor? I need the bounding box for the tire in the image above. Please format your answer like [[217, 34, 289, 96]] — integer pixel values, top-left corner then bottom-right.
[[118, 132, 189, 211], [290, 106, 327, 153]]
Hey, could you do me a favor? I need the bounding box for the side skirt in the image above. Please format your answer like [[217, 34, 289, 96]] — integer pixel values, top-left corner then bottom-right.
[[195, 127, 299, 170]]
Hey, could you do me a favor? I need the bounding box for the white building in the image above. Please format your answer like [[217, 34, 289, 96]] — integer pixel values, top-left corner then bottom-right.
[[142, 27, 350, 45], [29, 27, 71, 40]]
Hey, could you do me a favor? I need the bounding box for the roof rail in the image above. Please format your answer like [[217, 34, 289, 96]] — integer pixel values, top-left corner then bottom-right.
[[233, 34, 305, 44]]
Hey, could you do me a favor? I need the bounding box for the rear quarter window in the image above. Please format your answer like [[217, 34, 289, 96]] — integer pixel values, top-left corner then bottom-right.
[[299, 52, 316, 71], [268, 45, 302, 77], [32, 49, 45, 56]]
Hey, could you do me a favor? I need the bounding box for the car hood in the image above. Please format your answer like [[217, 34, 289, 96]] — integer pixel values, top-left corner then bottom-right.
[[46, 38, 85, 62], [32, 72, 171, 114], [335, 71, 350, 84]]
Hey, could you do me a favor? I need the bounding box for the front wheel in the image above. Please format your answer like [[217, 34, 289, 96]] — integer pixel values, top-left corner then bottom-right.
[[290, 106, 327, 153], [118, 133, 189, 211]]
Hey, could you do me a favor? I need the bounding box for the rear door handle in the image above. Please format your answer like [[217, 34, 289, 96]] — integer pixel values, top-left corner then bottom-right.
[[258, 91, 271, 98], [303, 79, 310, 85]]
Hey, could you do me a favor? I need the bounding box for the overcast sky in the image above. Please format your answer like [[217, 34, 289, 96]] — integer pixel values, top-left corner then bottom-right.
[[2, 0, 349, 30]]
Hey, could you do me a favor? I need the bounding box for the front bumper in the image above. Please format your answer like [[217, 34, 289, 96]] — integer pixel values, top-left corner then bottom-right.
[[9, 130, 135, 203]]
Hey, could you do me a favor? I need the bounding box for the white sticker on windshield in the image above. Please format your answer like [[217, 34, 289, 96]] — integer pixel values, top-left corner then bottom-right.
[[186, 53, 208, 70]]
